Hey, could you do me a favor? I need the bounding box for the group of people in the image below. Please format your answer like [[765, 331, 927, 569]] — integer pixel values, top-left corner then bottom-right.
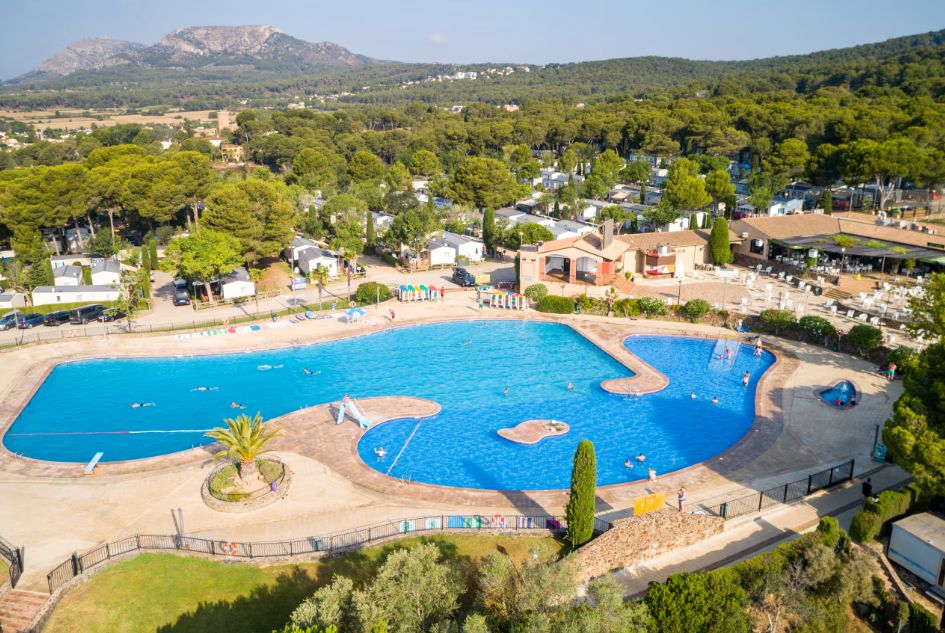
[[689, 392, 721, 404], [623, 453, 658, 481]]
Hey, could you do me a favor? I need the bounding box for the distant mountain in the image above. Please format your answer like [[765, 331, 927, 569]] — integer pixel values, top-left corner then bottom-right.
[[33, 36, 144, 76], [21, 25, 373, 80]]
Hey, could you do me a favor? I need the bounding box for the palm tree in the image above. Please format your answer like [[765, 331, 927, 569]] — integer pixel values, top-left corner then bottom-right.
[[311, 263, 330, 310], [205, 412, 282, 483]]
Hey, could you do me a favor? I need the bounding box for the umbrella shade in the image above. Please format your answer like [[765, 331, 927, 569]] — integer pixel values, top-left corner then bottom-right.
[[347, 307, 367, 318]]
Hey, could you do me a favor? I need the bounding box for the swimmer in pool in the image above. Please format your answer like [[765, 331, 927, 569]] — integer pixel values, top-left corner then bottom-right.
[[142, 402, 156, 407], [624, 460, 633, 468], [130, 403, 141, 408], [742, 371, 750, 386], [464, 339, 473, 345], [192, 386, 218, 392], [567, 382, 574, 391], [230, 402, 246, 409], [711, 396, 719, 404], [503, 388, 509, 396], [636, 453, 646, 462], [374, 447, 387, 460], [690, 391, 697, 399], [303, 368, 312, 375]]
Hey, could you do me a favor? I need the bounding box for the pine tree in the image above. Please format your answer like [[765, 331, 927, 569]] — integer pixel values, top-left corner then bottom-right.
[[365, 209, 376, 254], [482, 207, 496, 255], [565, 440, 597, 548], [710, 217, 732, 266]]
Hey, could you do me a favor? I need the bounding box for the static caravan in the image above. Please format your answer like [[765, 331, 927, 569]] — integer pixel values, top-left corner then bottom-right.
[[888, 513, 945, 591]]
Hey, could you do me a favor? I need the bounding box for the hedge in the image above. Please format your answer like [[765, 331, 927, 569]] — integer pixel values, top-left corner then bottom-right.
[[798, 315, 836, 342], [908, 603, 937, 633], [523, 284, 548, 303], [575, 295, 609, 316], [0, 300, 123, 317], [612, 298, 640, 317], [537, 295, 575, 314], [850, 484, 925, 543], [353, 282, 392, 304], [759, 309, 796, 334], [849, 511, 882, 543], [815, 516, 842, 548]]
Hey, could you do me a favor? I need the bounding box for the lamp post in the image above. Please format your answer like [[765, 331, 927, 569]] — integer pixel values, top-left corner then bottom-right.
[[840, 247, 847, 275], [677, 278, 683, 306]]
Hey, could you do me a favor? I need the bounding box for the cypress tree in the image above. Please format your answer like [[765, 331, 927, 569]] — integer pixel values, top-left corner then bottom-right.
[[81, 266, 92, 285], [639, 183, 647, 205], [565, 439, 597, 548], [688, 213, 699, 230], [710, 217, 732, 265], [553, 200, 561, 217], [141, 247, 151, 299], [365, 209, 376, 254], [148, 239, 158, 269], [821, 188, 833, 215], [482, 207, 496, 255], [141, 243, 151, 271]]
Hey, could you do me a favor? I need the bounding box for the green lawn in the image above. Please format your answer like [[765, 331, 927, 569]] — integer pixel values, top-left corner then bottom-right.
[[44, 534, 565, 633]]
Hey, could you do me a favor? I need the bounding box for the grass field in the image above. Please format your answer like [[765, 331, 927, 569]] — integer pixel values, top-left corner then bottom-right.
[[0, 108, 223, 131], [43, 534, 565, 633]]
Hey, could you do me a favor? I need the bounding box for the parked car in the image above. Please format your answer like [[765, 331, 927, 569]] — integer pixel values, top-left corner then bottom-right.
[[451, 267, 476, 287], [173, 291, 191, 306], [43, 311, 71, 326], [17, 313, 45, 329], [99, 308, 127, 322], [173, 278, 188, 291], [0, 312, 18, 331], [69, 304, 105, 324]]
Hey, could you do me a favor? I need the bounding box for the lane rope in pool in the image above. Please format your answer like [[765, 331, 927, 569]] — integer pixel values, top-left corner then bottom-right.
[[7, 428, 212, 437], [385, 418, 424, 476]]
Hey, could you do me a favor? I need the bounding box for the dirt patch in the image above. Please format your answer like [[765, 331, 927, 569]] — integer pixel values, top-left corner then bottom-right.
[[258, 260, 292, 292]]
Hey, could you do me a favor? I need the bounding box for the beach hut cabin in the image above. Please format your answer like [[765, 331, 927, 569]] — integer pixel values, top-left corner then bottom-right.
[[888, 513, 945, 592], [219, 267, 256, 300]]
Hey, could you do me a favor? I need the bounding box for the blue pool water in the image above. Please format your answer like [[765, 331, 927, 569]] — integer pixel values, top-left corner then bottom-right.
[[818, 380, 856, 407], [4, 321, 774, 490]]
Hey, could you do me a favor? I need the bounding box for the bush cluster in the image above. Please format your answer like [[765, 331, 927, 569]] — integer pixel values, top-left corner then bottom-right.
[[847, 324, 883, 357], [850, 483, 925, 542], [682, 299, 711, 323], [798, 315, 836, 342], [612, 297, 640, 317], [353, 282, 391, 304], [523, 283, 548, 303], [759, 309, 796, 334], [536, 295, 575, 314], [575, 294, 609, 315], [636, 296, 666, 317]]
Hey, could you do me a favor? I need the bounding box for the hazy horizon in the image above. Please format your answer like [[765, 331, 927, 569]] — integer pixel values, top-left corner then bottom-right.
[[2, 0, 944, 80]]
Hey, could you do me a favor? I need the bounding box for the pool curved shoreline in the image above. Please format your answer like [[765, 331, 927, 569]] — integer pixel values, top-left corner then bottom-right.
[[0, 315, 794, 507]]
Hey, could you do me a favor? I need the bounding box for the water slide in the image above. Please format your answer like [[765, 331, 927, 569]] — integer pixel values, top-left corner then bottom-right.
[[707, 338, 740, 371], [335, 396, 372, 428]]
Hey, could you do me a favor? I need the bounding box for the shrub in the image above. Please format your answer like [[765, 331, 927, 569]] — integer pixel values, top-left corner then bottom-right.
[[565, 440, 597, 548], [575, 294, 608, 315], [637, 296, 666, 317], [353, 282, 391, 304], [849, 510, 882, 543], [523, 283, 548, 303], [815, 516, 842, 548], [613, 298, 640, 318], [865, 489, 913, 525], [909, 603, 937, 633], [682, 299, 712, 323], [537, 295, 574, 314], [798, 315, 837, 342], [759, 309, 796, 334], [847, 324, 883, 357], [709, 217, 732, 266], [379, 252, 400, 268]]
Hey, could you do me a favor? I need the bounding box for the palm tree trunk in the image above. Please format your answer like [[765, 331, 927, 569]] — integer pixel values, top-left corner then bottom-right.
[[239, 458, 258, 483]]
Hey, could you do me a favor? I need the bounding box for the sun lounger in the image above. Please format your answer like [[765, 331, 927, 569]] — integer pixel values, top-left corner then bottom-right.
[[84, 452, 104, 475]]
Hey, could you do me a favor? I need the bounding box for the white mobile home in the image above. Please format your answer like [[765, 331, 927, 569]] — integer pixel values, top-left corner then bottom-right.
[[53, 265, 83, 287], [219, 268, 256, 300], [90, 259, 121, 286], [298, 248, 340, 279], [32, 285, 121, 306], [888, 513, 945, 590], [424, 239, 457, 267], [0, 292, 27, 309], [441, 231, 484, 262]]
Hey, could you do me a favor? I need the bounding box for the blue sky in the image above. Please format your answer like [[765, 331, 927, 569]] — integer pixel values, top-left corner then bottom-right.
[[2, 0, 944, 79]]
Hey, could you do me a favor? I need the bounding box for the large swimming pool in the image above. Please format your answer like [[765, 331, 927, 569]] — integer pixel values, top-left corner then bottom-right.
[[4, 321, 774, 489]]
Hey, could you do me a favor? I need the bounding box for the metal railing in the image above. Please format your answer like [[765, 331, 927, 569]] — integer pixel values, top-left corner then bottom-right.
[[704, 459, 855, 520], [0, 536, 24, 589], [47, 513, 611, 593]]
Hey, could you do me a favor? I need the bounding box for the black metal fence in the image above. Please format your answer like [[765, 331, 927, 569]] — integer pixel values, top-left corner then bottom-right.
[[704, 459, 855, 520], [0, 536, 24, 589], [47, 513, 610, 593]]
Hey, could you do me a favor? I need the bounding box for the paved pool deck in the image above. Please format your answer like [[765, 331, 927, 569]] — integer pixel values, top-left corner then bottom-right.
[[0, 292, 901, 590]]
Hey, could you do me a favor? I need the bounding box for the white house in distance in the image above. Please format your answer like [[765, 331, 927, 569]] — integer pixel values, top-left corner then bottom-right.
[[90, 259, 121, 286], [423, 238, 457, 267], [32, 285, 121, 306], [0, 292, 27, 309], [888, 513, 945, 591], [219, 267, 256, 300], [441, 231, 484, 262], [298, 248, 340, 279], [53, 265, 83, 287]]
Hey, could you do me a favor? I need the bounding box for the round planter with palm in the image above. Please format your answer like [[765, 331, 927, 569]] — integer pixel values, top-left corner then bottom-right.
[[201, 412, 291, 511]]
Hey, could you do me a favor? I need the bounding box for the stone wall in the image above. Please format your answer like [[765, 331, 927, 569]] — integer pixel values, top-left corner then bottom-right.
[[575, 509, 724, 583]]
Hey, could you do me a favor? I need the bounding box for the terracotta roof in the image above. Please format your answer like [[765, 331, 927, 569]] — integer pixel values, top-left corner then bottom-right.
[[536, 232, 627, 260], [616, 230, 714, 251], [732, 213, 945, 251], [731, 215, 841, 239]]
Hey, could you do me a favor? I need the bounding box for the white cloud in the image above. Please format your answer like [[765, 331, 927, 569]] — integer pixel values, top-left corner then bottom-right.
[[429, 32, 448, 45]]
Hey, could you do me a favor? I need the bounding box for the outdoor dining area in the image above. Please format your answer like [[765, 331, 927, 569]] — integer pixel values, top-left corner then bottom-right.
[[766, 235, 945, 280]]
